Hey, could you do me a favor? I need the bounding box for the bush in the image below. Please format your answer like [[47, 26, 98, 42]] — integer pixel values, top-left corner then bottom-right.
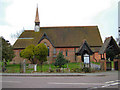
[[54, 52, 68, 68], [48, 69, 54, 73], [56, 68, 61, 72], [73, 68, 82, 73], [82, 67, 91, 73]]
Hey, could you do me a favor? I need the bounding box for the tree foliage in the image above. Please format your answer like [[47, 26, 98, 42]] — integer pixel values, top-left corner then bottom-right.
[[20, 44, 35, 64], [54, 52, 68, 68], [34, 43, 48, 72], [34, 43, 48, 62], [1, 37, 15, 63], [106, 48, 116, 61]]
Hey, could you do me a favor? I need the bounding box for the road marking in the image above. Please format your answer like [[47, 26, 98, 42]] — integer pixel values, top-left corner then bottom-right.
[[115, 80, 120, 82], [102, 82, 119, 88], [105, 80, 120, 84], [48, 82, 104, 85], [101, 80, 120, 88]]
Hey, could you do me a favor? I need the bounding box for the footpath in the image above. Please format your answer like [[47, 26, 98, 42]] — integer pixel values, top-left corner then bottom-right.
[[0, 71, 118, 76]]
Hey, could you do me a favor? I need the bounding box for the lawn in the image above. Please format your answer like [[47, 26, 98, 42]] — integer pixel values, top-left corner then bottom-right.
[[4, 62, 85, 73], [2, 61, 104, 73], [5, 64, 20, 73]]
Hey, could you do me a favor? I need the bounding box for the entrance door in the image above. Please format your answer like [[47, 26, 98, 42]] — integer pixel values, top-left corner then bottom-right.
[[114, 61, 118, 70], [106, 62, 111, 71]]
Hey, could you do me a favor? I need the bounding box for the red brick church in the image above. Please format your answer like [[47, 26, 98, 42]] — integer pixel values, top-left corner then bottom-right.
[[13, 7, 106, 64]]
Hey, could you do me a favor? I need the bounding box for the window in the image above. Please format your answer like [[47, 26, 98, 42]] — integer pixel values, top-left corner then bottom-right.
[[47, 46, 49, 56], [66, 50, 68, 56], [101, 54, 105, 60], [53, 48, 56, 54], [61, 50, 63, 54], [44, 42, 47, 46], [119, 30, 120, 32], [19, 50, 21, 55], [74, 48, 76, 53]]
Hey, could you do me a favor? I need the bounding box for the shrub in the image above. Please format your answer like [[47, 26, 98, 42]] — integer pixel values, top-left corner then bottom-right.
[[82, 67, 91, 73]]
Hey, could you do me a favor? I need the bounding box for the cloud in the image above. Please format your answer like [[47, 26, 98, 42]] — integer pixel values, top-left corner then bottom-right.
[[0, 0, 119, 44]]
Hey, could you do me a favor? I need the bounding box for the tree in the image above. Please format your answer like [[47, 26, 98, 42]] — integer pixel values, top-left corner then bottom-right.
[[54, 52, 68, 68], [34, 43, 48, 72], [106, 48, 116, 61], [1, 37, 15, 65], [20, 44, 35, 64], [11, 29, 24, 39]]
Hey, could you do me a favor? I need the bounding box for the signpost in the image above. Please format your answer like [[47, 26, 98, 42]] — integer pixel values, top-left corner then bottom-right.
[[83, 53, 91, 71], [84, 54, 89, 64], [34, 64, 37, 71], [23, 59, 26, 73]]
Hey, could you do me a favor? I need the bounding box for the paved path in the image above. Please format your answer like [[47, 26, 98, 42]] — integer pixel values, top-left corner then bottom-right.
[[1, 71, 119, 76]]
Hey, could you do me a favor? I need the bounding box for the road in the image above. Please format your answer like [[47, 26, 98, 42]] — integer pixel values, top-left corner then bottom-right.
[[1, 71, 120, 89]]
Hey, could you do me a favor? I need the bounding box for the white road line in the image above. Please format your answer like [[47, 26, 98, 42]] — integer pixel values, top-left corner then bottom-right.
[[115, 80, 120, 82], [48, 82, 104, 85], [102, 82, 120, 88], [105, 81, 115, 84], [105, 80, 120, 84]]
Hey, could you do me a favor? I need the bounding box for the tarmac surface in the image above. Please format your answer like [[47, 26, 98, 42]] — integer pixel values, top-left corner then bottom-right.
[[1, 71, 120, 89]]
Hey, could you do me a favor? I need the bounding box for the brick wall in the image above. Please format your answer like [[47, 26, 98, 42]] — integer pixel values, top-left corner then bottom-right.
[[40, 39, 54, 63], [13, 38, 103, 64], [12, 49, 31, 64]]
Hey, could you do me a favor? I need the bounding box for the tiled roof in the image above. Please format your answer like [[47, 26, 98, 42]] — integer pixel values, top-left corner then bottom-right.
[[76, 40, 93, 55], [99, 36, 120, 54], [13, 26, 103, 50]]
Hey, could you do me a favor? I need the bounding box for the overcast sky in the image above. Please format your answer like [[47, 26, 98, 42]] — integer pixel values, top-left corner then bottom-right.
[[0, 0, 119, 45]]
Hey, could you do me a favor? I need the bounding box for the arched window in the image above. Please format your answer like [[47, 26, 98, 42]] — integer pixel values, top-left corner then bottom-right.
[[53, 48, 56, 54], [44, 42, 47, 46], [66, 50, 68, 56], [47, 46, 49, 56], [61, 50, 63, 54]]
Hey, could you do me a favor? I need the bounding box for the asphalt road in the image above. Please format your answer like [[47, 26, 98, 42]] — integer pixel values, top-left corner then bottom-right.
[[1, 71, 120, 89]]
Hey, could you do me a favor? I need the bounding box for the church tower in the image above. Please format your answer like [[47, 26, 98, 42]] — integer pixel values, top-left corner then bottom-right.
[[34, 6, 40, 32]]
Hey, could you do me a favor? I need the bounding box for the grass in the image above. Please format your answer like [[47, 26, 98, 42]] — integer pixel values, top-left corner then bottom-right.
[[3, 61, 106, 73], [111, 61, 114, 68], [3, 62, 85, 73], [91, 61, 100, 65], [5, 64, 20, 73]]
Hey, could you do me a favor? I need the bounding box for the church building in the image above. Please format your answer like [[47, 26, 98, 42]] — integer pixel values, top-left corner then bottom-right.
[[13, 7, 105, 64]]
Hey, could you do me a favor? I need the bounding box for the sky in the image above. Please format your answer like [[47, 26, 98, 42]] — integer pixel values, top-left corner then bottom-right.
[[0, 0, 119, 45]]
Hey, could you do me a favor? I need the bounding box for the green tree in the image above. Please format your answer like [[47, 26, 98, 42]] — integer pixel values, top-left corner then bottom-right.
[[54, 52, 68, 68], [20, 44, 35, 64], [106, 49, 116, 61], [34, 43, 48, 72], [1, 37, 15, 65]]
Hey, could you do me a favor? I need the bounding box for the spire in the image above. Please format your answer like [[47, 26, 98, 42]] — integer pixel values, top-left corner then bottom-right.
[[35, 5, 40, 23], [34, 4, 40, 32]]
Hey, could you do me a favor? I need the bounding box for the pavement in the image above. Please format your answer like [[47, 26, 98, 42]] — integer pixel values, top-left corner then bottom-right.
[[0, 71, 119, 76]]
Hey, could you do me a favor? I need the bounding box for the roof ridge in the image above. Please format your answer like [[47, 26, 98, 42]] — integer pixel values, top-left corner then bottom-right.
[[40, 25, 98, 28], [24, 30, 34, 32]]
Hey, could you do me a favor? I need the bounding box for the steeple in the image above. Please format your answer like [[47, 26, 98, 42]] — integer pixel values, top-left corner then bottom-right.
[[34, 5, 40, 32], [35, 5, 40, 23]]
